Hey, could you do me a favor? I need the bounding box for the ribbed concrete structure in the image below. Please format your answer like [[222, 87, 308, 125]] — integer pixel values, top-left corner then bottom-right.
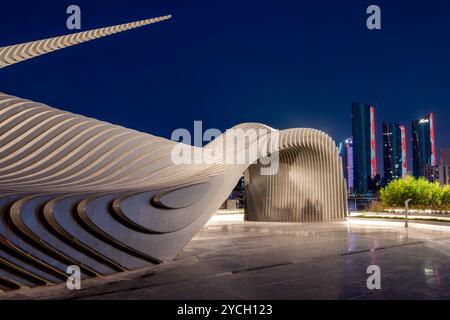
[[0, 15, 171, 69], [245, 129, 347, 221], [0, 16, 346, 292]]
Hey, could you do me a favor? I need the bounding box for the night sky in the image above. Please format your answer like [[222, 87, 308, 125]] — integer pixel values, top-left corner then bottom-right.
[[1, 0, 450, 173]]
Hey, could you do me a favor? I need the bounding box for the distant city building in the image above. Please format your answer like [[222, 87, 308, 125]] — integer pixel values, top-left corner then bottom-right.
[[439, 149, 450, 186], [369, 173, 382, 193], [412, 113, 437, 178], [352, 103, 377, 194], [424, 165, 439, 182], [401, 125, 407, 178], [382, 122, 407, 183], [340, 137, 354, 193]]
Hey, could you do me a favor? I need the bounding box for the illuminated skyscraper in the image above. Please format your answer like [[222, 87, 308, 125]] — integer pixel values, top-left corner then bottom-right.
[[340, 138, 354, 193], [382, 122, 407, 183], [401, 125, 407, 178], [352, 103, 377, 194], [412, 113, 436, 178]]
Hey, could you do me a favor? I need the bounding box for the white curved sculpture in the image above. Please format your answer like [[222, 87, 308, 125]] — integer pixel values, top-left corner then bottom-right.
[[0, 16, 346, 291], [0, 15, 172, 69]]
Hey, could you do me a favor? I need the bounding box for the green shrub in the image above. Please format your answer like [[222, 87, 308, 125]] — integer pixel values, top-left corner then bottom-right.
[[379, 176, 450, 210]]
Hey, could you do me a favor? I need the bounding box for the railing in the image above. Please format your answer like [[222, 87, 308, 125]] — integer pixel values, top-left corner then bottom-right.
[[347, 197, 379, 212]]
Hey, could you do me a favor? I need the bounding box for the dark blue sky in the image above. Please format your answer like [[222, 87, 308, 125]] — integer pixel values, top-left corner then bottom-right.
[[1, 0, 450, 172]]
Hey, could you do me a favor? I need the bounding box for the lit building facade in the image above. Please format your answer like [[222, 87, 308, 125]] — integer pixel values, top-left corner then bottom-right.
[[352, 103, 377, 194], [439, 149, 450, 186], [412, 113, 437, 178], [382, 122, 407, 183]]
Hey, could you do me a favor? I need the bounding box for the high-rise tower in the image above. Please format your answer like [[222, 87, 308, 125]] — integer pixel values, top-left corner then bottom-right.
[[382, 122, 407, 183], [352, 103, 377, 194], [340, 137, 354, 194], [412, 113, 436, 178]]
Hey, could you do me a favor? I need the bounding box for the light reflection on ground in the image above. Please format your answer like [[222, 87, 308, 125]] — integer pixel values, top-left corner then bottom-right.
[[3, 213, 450, 299]]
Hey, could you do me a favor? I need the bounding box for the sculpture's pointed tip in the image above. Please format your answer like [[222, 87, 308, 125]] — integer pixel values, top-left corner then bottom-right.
[[0, 14, 172, 69]]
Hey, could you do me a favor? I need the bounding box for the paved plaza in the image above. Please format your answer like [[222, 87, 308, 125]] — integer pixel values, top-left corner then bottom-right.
[[2, 214, 450, 300]]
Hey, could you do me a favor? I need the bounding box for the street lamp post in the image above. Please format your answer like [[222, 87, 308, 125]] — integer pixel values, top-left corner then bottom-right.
[[405, 198, 413, 228]]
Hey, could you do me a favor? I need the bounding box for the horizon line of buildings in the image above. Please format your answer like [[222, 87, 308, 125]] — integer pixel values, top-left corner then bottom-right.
[[340, 103, 449, 195]]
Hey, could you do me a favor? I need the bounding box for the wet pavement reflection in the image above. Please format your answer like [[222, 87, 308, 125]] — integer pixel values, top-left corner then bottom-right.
[[3, 214, 450, 299]]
